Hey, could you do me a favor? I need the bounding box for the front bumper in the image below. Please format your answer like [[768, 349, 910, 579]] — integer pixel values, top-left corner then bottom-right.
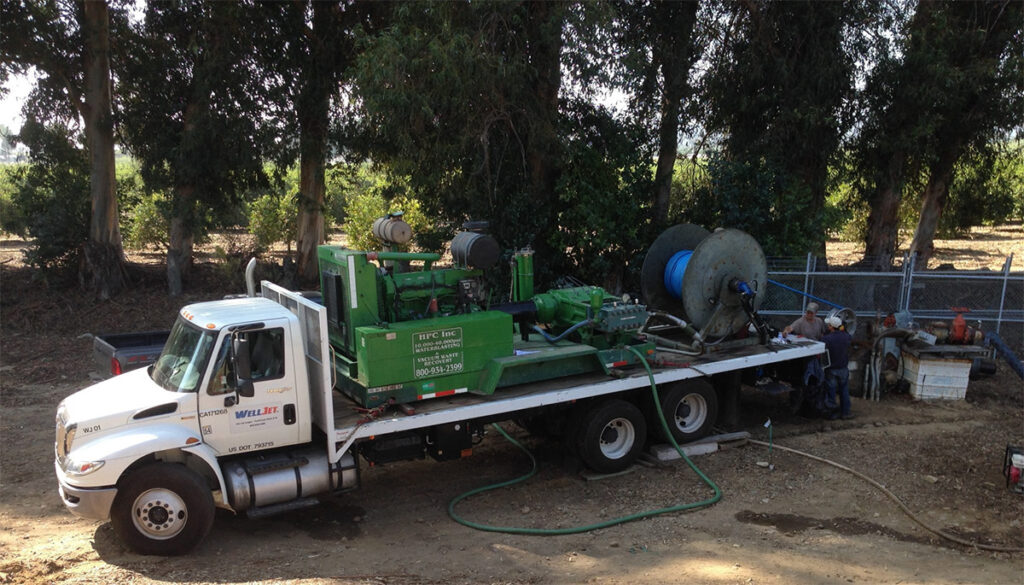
[[55, 459, 117, 521]]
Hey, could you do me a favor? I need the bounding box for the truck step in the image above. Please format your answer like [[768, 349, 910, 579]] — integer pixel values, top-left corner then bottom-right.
[[246, 497, 321, 519]]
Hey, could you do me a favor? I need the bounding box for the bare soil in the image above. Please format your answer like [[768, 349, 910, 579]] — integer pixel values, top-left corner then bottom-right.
[[1, 229, 1023, 585]]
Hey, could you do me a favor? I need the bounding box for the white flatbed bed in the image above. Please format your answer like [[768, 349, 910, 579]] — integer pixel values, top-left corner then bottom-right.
[[329, 339, 824, 452]]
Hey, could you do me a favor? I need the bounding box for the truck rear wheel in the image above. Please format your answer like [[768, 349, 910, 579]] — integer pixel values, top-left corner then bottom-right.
[[575, 399, 646, 474], [111, 463, 214, 556], [654, 380, 718, 443]]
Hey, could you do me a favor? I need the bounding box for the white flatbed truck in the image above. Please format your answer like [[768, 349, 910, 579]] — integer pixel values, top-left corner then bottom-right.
[[55, 280, 824, 555]]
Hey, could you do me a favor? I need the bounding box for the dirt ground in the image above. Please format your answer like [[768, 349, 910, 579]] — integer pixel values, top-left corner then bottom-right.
[[1, 227, 1023, 585]]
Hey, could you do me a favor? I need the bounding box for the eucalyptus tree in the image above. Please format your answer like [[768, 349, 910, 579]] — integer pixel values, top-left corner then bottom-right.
[[0, 0, 126, 298], [255, 0, 360, 284], [610, 0, 700, 227], [700, 0, 865, 257], [905, 0, 1022, 266], [858, 0, 1022, 268], [117, 1, 285, 295]]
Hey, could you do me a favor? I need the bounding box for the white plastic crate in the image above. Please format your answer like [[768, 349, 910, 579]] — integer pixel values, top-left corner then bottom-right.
[[902, 353, 971, 400]]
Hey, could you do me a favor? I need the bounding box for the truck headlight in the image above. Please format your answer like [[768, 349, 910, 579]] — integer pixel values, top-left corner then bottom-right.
[[64, 457, 104, 477]]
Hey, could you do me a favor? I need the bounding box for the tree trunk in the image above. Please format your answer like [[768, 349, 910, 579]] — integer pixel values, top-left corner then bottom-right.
[[909, 140, 966, 267], [863, 155, 905, 270], [523, 0, 564, 269], [294, 0, 335, 285], [295, 152, 326, 283], [861, 2, 935, 270], [651, 1, 698, 226], [80, 0, 125, 299], [167, 192, 195, 297]]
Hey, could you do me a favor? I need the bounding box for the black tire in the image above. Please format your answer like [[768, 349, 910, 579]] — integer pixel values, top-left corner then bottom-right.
[[652, 380, 719, 443], [575, 399, 647, 474], [110, 463, 214, 556]]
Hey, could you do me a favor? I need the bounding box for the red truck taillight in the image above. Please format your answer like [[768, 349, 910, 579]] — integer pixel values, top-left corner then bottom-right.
[[110, 358, 122, 376]]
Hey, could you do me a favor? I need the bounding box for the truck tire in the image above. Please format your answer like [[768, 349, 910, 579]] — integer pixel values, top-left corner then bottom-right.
[[575, 399, 646, 474], [653, 380, 718, 444], [110, 463, 214, 556]]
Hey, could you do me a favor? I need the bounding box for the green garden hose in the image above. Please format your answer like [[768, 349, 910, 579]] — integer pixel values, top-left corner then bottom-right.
[[447, 345, 722, 535]]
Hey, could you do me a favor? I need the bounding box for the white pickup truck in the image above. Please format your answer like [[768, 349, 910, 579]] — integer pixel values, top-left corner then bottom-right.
[[55, 280, 823, 555]]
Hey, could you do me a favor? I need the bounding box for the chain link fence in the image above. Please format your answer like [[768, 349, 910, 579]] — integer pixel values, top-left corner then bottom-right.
[[759, 254, 1023, 349]]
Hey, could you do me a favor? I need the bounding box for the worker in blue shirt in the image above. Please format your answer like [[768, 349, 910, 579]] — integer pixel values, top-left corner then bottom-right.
[[822, 316, 853, 420]]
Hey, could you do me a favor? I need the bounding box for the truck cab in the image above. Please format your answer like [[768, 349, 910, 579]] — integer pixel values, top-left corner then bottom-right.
[[55, 295, 321, 554]]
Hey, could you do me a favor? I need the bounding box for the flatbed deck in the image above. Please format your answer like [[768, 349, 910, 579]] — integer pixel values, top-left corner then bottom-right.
[[329, 339, 824, 453]]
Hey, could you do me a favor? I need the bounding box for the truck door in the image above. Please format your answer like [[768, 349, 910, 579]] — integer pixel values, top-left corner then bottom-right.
[[198, 320, 301, 455]]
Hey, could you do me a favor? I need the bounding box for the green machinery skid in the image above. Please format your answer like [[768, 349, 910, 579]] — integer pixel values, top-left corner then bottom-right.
[[318, 244, 655, 408]]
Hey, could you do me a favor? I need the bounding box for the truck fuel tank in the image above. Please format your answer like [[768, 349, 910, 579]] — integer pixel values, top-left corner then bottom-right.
[[223, 448, 358, 513]]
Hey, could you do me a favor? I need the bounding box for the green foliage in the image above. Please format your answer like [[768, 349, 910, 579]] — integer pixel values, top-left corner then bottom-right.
[[124, 192, 170, 250], [342, 178, 430, 253], [0, 164, 26, 235], [701, 1, 866, 254], [667, 158, 713, 221], [677, 156, 841, 257], [212, 234, 264, 290], [551, 99, 654, 292], [940, 145, 1024, 235], [351, 1, 566, 274], [116, 1, 286, 257], [248, 192, 297, 251], [0, 121, 89, 271]]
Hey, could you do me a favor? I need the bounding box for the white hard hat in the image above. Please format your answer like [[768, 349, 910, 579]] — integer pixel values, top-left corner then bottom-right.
[[825, 316, 842, 329]]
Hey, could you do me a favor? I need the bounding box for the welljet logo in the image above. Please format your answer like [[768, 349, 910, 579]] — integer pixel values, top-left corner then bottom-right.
[[235, 406, 279, 420]]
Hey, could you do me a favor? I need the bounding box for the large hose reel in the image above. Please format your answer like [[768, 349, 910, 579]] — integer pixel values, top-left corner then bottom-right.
[[641, 225, 769, 341]]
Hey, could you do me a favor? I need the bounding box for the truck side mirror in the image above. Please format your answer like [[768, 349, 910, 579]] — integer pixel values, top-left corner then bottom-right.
[[231, 336, 255, 398]]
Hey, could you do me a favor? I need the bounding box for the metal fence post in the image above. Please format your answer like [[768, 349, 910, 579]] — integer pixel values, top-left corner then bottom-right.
[[902, 253, 916, 313], [802, 252, 813, 312], [997, 253, 1014, 334]]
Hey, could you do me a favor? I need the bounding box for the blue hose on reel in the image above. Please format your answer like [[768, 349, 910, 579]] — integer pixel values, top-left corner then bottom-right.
[[664, 250, 694, 300]]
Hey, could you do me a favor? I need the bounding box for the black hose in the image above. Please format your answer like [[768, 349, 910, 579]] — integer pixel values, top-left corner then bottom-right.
[[750, 439, 1024, 553]]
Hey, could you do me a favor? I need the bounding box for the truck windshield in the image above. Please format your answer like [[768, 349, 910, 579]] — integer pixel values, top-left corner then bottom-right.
[[151, 318, 217, 393]]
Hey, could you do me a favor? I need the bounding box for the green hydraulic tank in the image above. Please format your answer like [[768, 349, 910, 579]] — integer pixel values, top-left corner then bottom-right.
[[513, 248, 534, 302]]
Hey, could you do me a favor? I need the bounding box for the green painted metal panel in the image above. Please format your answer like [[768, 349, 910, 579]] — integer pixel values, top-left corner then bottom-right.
[[336, 311, 513, 406], [318, 246, 384, 357]]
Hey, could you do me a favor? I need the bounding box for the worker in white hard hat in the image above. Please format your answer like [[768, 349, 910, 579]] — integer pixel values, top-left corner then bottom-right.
[[783, 302, 826, 340], [822, 315, 853, 420]]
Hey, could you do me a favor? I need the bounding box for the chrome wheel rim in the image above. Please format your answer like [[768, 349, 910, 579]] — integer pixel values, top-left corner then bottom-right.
[[131, 488, 188, 540]]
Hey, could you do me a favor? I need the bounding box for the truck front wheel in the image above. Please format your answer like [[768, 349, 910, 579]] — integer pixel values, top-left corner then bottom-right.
[[110, 463, 214, 555], [575, 399, 647, 474]]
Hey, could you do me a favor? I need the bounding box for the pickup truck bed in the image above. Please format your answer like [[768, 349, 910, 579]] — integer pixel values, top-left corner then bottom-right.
[[92, 330, 169, 377], [329, 339, 823, 452]]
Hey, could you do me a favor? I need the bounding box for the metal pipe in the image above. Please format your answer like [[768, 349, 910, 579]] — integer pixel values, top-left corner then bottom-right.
[[656, 346, 705, 357], [996, 253, 1013, 334], [644, 310, 703, 342], [245, 257, 257, 297]]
